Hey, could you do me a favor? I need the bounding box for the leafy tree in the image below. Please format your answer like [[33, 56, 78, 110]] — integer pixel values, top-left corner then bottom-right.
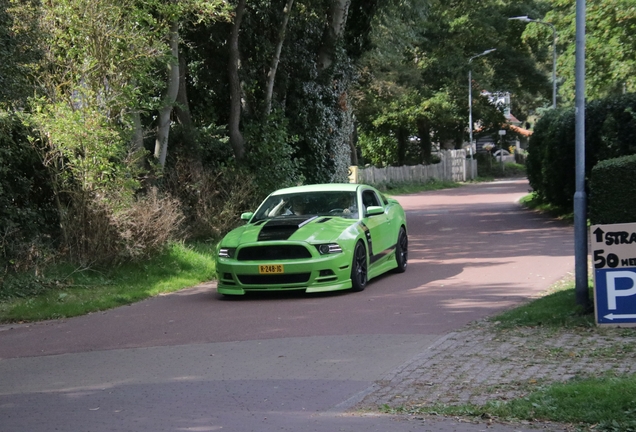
[[145, 0, 231, 167], [354, 0, 549, 166], [0, 0, 40, 107], [22, 0, 181, 263], [523, 0, 636, 104], [213, 0, 386, 183]]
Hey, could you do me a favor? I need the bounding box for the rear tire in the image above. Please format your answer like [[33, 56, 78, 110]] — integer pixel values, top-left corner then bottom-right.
[[394, 227, 408, 273], [351, 241, 368, 291]]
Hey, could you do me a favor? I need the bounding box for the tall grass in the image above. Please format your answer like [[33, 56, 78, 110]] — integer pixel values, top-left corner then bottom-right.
[[0, 242, 216, 323]]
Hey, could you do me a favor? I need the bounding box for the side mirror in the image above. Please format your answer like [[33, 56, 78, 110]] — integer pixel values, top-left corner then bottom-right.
[[241, 212, 254, 221], [365, 206, 384, 217]]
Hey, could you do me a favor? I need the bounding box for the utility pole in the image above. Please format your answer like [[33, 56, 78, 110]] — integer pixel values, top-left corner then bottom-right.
[[574, 0, 590, 308], [468, 49, 496, 178]]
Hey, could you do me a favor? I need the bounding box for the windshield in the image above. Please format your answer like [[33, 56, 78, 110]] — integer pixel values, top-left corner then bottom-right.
[[253, 191, 358, 222]]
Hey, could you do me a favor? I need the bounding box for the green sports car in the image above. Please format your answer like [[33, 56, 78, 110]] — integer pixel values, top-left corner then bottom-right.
[[215, 183, 408, 295]]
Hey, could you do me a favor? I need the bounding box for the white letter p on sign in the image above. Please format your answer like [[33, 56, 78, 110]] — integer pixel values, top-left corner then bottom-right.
[[607, 271, 636, 310]]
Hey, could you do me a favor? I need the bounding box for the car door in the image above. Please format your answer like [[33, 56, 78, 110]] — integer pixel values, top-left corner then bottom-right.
[[360, 188, 393, 264]]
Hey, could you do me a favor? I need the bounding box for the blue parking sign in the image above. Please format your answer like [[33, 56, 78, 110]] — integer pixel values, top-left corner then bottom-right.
[[591, 223, 636, 326], [595, 268, 636, 324]]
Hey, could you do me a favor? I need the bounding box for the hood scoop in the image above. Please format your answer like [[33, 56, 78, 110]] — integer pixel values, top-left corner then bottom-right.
[[258, 216, 318, 241]]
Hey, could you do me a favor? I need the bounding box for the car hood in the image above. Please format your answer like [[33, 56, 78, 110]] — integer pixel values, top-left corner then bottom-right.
[[223, 216, 358, 245]]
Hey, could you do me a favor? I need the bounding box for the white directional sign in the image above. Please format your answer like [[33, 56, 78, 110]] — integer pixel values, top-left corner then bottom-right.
[[591, 223, 636, 326]]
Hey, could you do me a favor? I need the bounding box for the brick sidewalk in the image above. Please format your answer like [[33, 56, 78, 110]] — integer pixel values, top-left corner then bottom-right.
[[358, 320, 636, 409]]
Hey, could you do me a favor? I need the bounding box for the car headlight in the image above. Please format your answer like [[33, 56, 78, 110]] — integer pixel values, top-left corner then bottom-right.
[[316, 243, 343, 255], [218, 247, 236, 258]]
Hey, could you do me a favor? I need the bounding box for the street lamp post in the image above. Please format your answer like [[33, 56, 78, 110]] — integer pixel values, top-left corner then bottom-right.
[[573, 0, 590, 308], [468, 49, 496, 179], [509, 16, 557, 109], [498, 129, 506, 173]]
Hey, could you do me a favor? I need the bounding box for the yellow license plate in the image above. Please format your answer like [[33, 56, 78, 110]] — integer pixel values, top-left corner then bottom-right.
[[259, 264, 284, 274]]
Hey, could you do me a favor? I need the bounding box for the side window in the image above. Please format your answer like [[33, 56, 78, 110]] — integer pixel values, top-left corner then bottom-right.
[[362, 190, 381, 208]]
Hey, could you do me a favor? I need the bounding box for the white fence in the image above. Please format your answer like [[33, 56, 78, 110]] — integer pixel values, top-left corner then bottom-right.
[[349, 150, 477, 185]]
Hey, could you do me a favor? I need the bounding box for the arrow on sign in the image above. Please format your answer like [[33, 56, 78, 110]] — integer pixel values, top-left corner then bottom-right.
[[593, 227, 604, 243], [604, 313, 636, 320]]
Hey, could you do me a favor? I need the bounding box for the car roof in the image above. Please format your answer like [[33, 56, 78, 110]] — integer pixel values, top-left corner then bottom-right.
[[270, 183, 367, 196]]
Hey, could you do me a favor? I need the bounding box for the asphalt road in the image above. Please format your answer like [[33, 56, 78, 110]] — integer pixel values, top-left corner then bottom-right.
[[0, 179, 575, 432]]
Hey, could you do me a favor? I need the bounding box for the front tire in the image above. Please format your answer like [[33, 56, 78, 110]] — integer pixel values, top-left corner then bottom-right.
[[351, 241, 368, 291], [394, 227, 408, 273]]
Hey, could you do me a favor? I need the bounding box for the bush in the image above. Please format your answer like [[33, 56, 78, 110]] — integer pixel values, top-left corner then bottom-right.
[[112, 189, 185, 261], [164, 159, 260, 240], [589, 155, 636, 224], [163, 122, 270, 241], [0, 111, 58, 273], [527, 93, 636, 211], [61, 189, 184, 266], [526, 108, 577, 209]]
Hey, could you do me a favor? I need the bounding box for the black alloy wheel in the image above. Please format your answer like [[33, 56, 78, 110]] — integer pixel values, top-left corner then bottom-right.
[[350, 241, 368, 291], [394, 227, 408, 273]]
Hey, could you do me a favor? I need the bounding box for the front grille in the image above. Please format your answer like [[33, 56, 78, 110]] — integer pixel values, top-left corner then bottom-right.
[[237, 245, 312, 261], [237, 273, 311, 285]]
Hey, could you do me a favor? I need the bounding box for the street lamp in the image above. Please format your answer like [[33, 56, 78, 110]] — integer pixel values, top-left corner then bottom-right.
[[509, 16, 557, 109], [468, 48, 496, 178]]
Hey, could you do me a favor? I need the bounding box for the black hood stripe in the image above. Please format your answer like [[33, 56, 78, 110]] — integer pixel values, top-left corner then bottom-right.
[[257, 216, 317, 241]]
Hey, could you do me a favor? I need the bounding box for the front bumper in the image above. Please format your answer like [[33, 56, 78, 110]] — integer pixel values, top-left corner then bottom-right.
[[216, 242, 353, 295]]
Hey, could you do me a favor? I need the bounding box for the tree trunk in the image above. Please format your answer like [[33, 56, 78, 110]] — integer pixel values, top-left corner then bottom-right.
[[154, 20, 180, 168], [416, 118, 433, 164], [264, 0, 294, 116], [175, 52, 193, 129], [228, 0, 246, 160], [396, 127, 408, 166], [317, 0, 351, 73], [349, 121, 358, 166], [131, 110, 144, 152]]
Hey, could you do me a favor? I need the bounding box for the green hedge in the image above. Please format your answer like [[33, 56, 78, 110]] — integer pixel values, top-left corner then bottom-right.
[[527, 93, 636, 211], [589, 155, 636, 224]]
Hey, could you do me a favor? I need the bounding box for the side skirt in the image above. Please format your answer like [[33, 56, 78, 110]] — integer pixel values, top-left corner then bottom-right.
[[368, 249, 398, 280]]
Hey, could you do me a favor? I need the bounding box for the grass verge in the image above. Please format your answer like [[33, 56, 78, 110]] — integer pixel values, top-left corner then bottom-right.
[[519, 192, 574, 222], [0, 242, 216, 323], [493, 279, 595, 329], [385, 374, 636, 431], [381, 279, 636, 431]]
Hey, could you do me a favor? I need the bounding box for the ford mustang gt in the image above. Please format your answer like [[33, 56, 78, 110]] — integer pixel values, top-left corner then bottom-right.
[[215, 183, 408, 295]]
